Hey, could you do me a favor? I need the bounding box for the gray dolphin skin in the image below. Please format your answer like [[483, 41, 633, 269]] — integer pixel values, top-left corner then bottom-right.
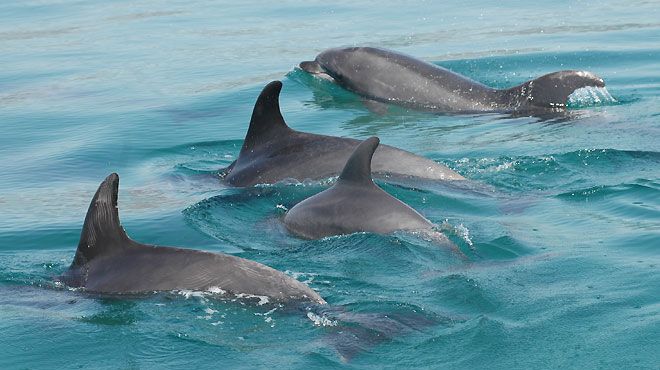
[[283, 137, 437, 240], [223, 81, 464, 186], [300, 46, 606, 113], [58, 173, 325, 304]]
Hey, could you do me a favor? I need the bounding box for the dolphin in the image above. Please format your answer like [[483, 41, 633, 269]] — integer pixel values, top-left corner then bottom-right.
[[300, 46, 606, 113], [283, 137, 452, 243], [222, 81, 464, 187], [57, 173, 325, 304]]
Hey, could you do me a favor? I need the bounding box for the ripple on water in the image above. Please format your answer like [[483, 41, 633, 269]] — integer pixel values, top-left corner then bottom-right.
[[451, 148, 660, 193]]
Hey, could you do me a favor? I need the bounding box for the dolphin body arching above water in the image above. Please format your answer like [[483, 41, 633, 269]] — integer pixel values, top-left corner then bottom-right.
[[57, 173, 325, 305], [300, 46, 606, 113], [222, 81, 464, 187]]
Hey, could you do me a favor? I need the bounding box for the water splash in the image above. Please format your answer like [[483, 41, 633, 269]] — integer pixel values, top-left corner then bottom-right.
[[233, 293, 270, 306], [439, 221, 475, 251], [567, 86, 617, 108], [455, 223, 474, 248], [255, 176, 339, 188], [285, 270, 317, 285], [306, 311, 338, 327]]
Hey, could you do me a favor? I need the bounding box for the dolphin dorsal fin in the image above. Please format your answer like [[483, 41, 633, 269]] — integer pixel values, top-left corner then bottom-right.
[[72, 173, 131, 266], [338, 137, 380, 185], [240, 81, 292, 154]]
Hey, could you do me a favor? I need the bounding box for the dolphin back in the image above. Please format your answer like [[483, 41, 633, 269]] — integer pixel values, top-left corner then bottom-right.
[[304, 47, 607, 113], [60, 173, 326, 304], [284, 137, 434, 239], [223, 79, 465, 186], [501, 70, 606, 110]]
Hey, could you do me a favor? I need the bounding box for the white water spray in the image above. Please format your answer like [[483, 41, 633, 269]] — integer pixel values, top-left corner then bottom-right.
[[567, 86, 617, 108]]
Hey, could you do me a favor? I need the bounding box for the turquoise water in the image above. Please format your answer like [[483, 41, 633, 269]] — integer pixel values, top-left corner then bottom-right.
[[1, 0, 659, 368]]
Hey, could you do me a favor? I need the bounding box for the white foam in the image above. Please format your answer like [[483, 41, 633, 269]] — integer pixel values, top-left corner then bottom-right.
[[178, 289, 207, 300], [567, 86, 617, 107], [306, 312, 338, 327], [493, 161, 516, 172], [207, 286, 226, 295], [254, 307, 278, 316], [285, 270, 316, 284], [174, 288, 274, 306], [439, 221, 475, 250], [234, 293, 270, 306], [204, 308, 218, 315], [255, 176, 338, 188], [456, 223, 475, 248]]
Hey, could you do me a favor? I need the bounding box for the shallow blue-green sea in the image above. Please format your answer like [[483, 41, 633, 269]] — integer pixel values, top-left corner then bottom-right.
[[1, 0, 659, 368]]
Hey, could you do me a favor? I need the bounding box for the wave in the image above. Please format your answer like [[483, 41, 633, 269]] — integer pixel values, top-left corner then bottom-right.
[[555, 180, 660, 226], [451, 149, 660, 192]]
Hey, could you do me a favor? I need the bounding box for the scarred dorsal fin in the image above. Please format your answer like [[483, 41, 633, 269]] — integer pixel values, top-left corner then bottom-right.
[[337, 137, 380, 185], [240, 81, 292, 154], [72, 173, 132, 267]]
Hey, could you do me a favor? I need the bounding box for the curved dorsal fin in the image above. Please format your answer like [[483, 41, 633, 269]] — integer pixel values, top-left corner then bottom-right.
[[72, 173, 132, 266], [240, 81, 292, 154], [337, 137, 380, 185]]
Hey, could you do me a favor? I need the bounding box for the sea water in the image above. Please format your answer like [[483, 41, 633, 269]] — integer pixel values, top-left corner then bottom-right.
[[1, 0, 658, 368]]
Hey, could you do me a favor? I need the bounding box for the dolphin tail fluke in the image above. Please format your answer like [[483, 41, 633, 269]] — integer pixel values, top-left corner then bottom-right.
[[506, 70, 605, 110], [338, 137, 380, 185], [72, 173, 131, 267], [241, 81, 292, 154]]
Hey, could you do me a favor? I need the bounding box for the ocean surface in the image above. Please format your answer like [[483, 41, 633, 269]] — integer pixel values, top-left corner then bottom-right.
[[1, 0, 659, 368]]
